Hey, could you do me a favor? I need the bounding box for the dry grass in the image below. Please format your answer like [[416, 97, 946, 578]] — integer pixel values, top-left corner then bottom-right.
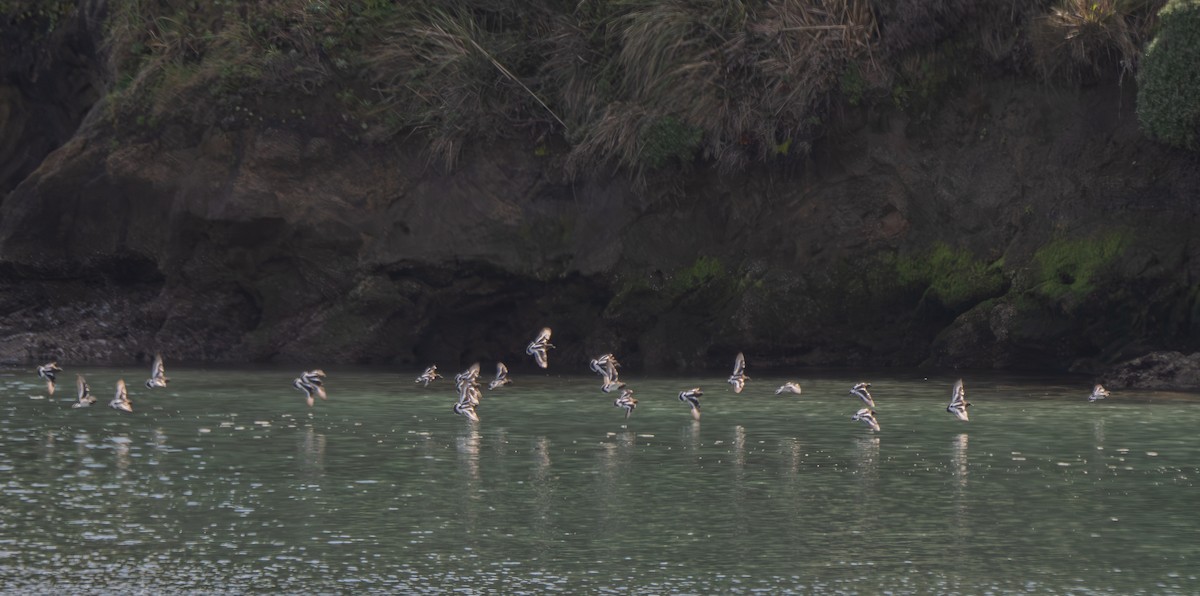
[[363, 5, 541, 167], [1032, 0, 1165, 81], [560, 0, 879, 175], [93, 0, 1168, 176], [101, 0, 882, 173]]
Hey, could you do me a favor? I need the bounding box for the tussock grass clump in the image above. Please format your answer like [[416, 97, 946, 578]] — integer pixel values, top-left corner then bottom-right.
[[91, 0, 1181, 175], [1031, 0, 1164, 82], [363, 4, 553, 168], [593, 0, 878, 173], [101, 0, 880, 175]]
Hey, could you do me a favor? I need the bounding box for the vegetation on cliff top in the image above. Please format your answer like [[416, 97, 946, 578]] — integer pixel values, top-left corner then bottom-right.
[[1, 0, 1181, 176], [1137, 0, 1200, 151], [1030, 0, 1162, 82]]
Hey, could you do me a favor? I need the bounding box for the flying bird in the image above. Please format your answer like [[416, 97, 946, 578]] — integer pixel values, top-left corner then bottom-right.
[[454, 400, 480, 422], [591, 353, 625, 392], [455, 363, 481, 391], [775, 382, 802, 395], [727, 352, 749, 394], [1088, 384, 1110, 402], [415, 365, 442, 387], [679, 387, 703, 420], [72, 375, 96, 409], [526, 327, 554, 369], [589, 354, 608, 376], [488, 362, 511, 390], [946, 378, 970, 422], [455, 363, 483, 406], [37, 362, 62, 395], [850, 382, 875, 408], [460, 383, 482, 407], [454, 364, 484, 420], [145, 353, 169, 388], [590, 353, 620, 377], [110, 379, 133, 413], [301, 370, 327, 400], [293, 376, 319, 407], [601, 375, 627, 393], [455, 362, 481, 388], [851, 408, 880, 432], [614, 388, 638, 419]]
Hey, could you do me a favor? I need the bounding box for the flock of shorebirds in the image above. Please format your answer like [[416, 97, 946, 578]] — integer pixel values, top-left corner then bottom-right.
[[35, 354, 168, 413], [32, 326, 1114, 430]]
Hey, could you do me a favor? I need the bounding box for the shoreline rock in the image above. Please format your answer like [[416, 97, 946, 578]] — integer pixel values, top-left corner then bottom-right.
[[1104, 351, 1200, 391]]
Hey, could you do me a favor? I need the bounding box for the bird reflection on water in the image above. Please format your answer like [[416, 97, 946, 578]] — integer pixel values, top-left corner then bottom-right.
[[596, 430, 635, 542], [9, 366, 1199, 594], [456, 426, 483, 538], [298, 426, 327, 484], [731, 425, 749, 549], [457, 426, 483, 485], [681, 419, 702, 460], [74, 431, 90, 459], [1091, 418, 1107, 477], [952, 433, 970, 547], [952, 433, 969, 491], [733, 425, 747, 472], [112, 436, 131, 474], [531, 436, 556, 560], [41, 429, 57, 463], [786, 437, 804, 478], [853, 434, 880, 498]]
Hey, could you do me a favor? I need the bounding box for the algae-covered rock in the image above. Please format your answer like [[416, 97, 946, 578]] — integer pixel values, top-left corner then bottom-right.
[[1105, 351, 1200, 390]]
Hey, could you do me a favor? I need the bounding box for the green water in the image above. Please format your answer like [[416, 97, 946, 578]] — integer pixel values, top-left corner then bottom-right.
[[1, 367, 1198, 593]]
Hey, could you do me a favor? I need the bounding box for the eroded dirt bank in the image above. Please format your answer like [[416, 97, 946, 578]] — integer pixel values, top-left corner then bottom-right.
[[2, 6, 1198, 376]]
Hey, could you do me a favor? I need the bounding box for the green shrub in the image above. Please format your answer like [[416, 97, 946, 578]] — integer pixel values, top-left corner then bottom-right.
[[840, 62, 867, 106], [1137, 0, 1200, 151], [639, 116, 702, 169]]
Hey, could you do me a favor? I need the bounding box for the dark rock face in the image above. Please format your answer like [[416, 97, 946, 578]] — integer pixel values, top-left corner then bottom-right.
[[2, 9, 1200, 374], [0, 0, 105, 196], [1104, 351, 1200, 390]]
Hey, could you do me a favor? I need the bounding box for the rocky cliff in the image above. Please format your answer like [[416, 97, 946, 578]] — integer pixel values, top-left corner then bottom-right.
[[2, 2, 1199, 375]]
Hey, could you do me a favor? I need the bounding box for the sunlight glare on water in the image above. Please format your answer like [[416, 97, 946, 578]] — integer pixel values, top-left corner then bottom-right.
[[1, 367, 1198, 593]]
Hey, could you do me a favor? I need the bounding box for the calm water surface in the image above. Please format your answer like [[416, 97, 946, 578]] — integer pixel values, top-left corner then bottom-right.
[[1, 366, 1198, 593]]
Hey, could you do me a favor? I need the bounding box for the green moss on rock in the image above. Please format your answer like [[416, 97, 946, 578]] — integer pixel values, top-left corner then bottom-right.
[[1031, 232, 1128, 300], [897, 244, 1007, 311], [668, 256, 725, 293]]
